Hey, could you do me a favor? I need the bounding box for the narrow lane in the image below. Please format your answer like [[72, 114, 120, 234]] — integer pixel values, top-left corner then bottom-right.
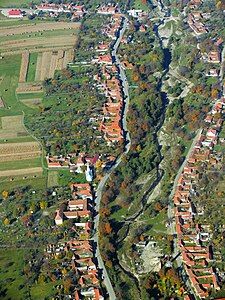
[[92, 16, 131, 300]]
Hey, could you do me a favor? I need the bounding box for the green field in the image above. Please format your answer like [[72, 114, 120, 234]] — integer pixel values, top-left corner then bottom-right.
[[1, 28, 77, 44], [0, 175, 46, 192], [26, 53, 38, 82], [0, 18, 53, 27], [0, 53, 47, 186], [0, 0, 40, 8], [0, 136, 34, 143], [0, 54, 36, 117], [0, 157, 42, 171], [17, 92, 44, 99]]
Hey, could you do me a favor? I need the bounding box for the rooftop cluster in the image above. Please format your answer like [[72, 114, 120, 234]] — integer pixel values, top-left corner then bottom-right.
[[174, 98, 225, 298], [45, 182, 104, 300]]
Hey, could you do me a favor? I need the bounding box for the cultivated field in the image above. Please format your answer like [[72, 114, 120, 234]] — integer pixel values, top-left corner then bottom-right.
[[1, 36, 77, 54], [0, 20, 80, 189], [20, 98, 42, 109], [0, 115, 27, 139], [0, 141, 41, 162], [0, 167, 43, 177], [0, 22, 80, 37], [19, 51, 29, 83], [0, 97, 4, 108], [35, 49, 74, 81], [0, 22, 79, 56], [16, 82, 43, 93]]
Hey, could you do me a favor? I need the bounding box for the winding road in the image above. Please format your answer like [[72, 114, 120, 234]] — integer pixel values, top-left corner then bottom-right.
[[92, 16, 131, 300]]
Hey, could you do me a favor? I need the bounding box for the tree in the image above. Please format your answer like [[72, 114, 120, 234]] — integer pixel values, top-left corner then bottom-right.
[[39, 201, 47, 210], [104, 222, 112, 235], [3, 218, 10, 225], [2, 190, 8, 200]]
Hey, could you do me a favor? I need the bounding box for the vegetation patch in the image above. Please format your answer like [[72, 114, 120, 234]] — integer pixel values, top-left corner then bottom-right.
[[47, 171, 59, 187], [58, 170, 86, 186], [26, 52, 38, 82]]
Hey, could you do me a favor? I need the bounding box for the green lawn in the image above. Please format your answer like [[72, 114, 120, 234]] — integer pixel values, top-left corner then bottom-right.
[[0, 157, 42, 171], [26, 53, 38, 82], [58, 170, 86, 186]]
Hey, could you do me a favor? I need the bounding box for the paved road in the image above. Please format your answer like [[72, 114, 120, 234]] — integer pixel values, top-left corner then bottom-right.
[[92, 17, 131, 300], [167, 128, 202, 238], [166, 129, 202, 295], [220, 45, 225, 87]]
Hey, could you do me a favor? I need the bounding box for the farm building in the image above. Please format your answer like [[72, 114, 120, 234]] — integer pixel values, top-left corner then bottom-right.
[[7, 9, 23, 18]]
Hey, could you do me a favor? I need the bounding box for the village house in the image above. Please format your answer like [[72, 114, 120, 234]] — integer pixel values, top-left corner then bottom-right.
[[97, 4, 118, 15], [172, 96, 225, 298], [207, 50, 221, 64], [187, 12, 207, 36]]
